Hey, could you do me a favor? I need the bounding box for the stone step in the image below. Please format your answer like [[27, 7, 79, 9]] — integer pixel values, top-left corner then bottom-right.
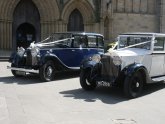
[[0, 57, 9, 61]]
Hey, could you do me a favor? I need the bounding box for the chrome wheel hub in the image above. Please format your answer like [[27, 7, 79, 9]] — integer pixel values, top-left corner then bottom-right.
[[86, 79, 91, 85], [46, 66, 53, 77], [136, 82, 140, 88]]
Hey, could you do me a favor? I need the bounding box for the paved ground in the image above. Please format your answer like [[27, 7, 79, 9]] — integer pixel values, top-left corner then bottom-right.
[[0, 62, 165, 124]]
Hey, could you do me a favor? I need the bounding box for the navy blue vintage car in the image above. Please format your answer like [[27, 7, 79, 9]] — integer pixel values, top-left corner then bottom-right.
[[8, 32, 104, 81]]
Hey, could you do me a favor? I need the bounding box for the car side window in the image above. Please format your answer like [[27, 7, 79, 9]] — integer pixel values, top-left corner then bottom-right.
[[73, 35, 88, 48], [154, 37, 165, 51], [88, 36, 97, 48]]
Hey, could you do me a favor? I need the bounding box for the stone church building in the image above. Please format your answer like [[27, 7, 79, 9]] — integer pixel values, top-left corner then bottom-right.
[[0, 0, 165, 56]]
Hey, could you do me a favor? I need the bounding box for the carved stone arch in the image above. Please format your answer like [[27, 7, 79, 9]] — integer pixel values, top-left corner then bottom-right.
[[6, 0, 43, 20], [12, 0, 41, 49], [5, 0, 60, 21], [61, 0, 95, 25]]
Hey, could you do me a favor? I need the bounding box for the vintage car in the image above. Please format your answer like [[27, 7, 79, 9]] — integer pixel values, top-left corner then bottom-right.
[[80, 33, 165, 98], [7, 32, 104, 81]]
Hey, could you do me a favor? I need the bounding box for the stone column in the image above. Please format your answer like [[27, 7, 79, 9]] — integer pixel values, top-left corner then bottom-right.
[[0, 19, 12, 56], [0, 20, 12, 50], [41, 21, 47, 40], [57, 20, 64, 32], [9, 21, 12, 49], [0, 20, 3, 49]]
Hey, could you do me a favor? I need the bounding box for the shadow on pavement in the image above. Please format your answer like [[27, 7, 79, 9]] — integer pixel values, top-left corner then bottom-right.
[[0, 71, 80, 85], [60, 82, 165, 104], [143, 82, 165, 96], [0, 75, 43, 84], [60, 87, 127, 104], [55, 71, 80, 81]]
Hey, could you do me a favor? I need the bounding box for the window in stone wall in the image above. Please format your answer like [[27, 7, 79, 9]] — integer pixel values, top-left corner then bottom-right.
[[133, 0, 140, 13], [67, 9, 84, 31], [148, 0, 156, 14], [114, 0, 156, 14], [125, 0, 133, 13], [140, 0, 148, 13], [113, 0, 117, 12], [117, 0, 125, 12]]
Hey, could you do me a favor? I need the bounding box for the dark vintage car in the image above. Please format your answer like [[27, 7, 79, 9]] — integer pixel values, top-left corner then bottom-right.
[[7, 32, 104, 81], [80, 33, 165, 98]]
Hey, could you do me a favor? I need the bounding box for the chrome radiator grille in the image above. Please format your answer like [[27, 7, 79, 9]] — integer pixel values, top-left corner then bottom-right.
[[101, 55, 120, 81], [26, 50, 32, 66]]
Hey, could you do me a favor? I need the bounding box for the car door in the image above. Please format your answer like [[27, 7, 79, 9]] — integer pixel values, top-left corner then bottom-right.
[[150, 36, 165, 77], [70, 35, 104, 68], [70, 35, 89, 67], [53, 35, 88, 68], [52, 38, 78, 68]]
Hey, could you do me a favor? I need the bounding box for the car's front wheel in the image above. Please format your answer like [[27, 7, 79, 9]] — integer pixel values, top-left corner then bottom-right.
[[39, 60, 56, 82], [80, 69, 97, 91], [124, 71, 144, 98]]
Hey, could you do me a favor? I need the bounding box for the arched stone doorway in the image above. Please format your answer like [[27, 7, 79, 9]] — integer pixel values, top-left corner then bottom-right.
[[13, 0, 40, 49], [67, 9, 84, 31], [16, 23, 36, 48]]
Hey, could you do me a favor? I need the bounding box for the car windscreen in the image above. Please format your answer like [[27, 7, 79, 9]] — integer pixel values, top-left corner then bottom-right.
[[119, 35, 152, 50]]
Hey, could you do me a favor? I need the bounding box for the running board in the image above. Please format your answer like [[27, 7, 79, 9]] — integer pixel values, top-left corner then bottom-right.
[[152, 76, 165, 82], [7, 66, 39, 74]]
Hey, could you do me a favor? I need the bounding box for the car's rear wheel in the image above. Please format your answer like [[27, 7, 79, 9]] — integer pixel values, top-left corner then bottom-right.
[[124, 71, 143, 98], [80, 69, 97, 91], [39, 60, 56, 82]]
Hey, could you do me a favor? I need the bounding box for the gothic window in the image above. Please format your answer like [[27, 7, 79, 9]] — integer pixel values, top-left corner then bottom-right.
[[67, 9, 84, 31]]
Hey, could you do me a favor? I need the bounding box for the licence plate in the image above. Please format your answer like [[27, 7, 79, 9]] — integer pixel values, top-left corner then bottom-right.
[[16, 71, 26, 75], [97, 81, 111, 87]]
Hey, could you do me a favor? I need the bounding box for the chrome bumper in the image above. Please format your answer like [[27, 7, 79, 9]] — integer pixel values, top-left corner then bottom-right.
[[7, 66, 39, 74]]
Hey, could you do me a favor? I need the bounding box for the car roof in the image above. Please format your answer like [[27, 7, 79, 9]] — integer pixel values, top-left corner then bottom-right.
[[51, 32, 103, 37], [119, 32, 165, 36]]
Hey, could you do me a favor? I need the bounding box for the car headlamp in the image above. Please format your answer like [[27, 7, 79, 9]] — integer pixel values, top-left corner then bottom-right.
[[29, 42, 40, 57], [17, 47, 25, 56], [31, 47, 40, 57], [112, 56, 122, 66], [91, 54, 101, 63]]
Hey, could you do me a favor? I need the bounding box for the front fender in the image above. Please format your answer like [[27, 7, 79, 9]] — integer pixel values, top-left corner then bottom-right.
[[39, 53, 58, 65], [122, 63, 150, 83], [39, 53, 69, 71], [8, 52, 25, 66]]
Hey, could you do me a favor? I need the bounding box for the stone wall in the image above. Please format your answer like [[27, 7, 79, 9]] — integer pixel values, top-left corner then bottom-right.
[[160, 0, 165, 32], [113, 13, 159, 39], [113, 0, 157, 14], [110, 0, 160, 39], [0, 0, 164, 55]]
